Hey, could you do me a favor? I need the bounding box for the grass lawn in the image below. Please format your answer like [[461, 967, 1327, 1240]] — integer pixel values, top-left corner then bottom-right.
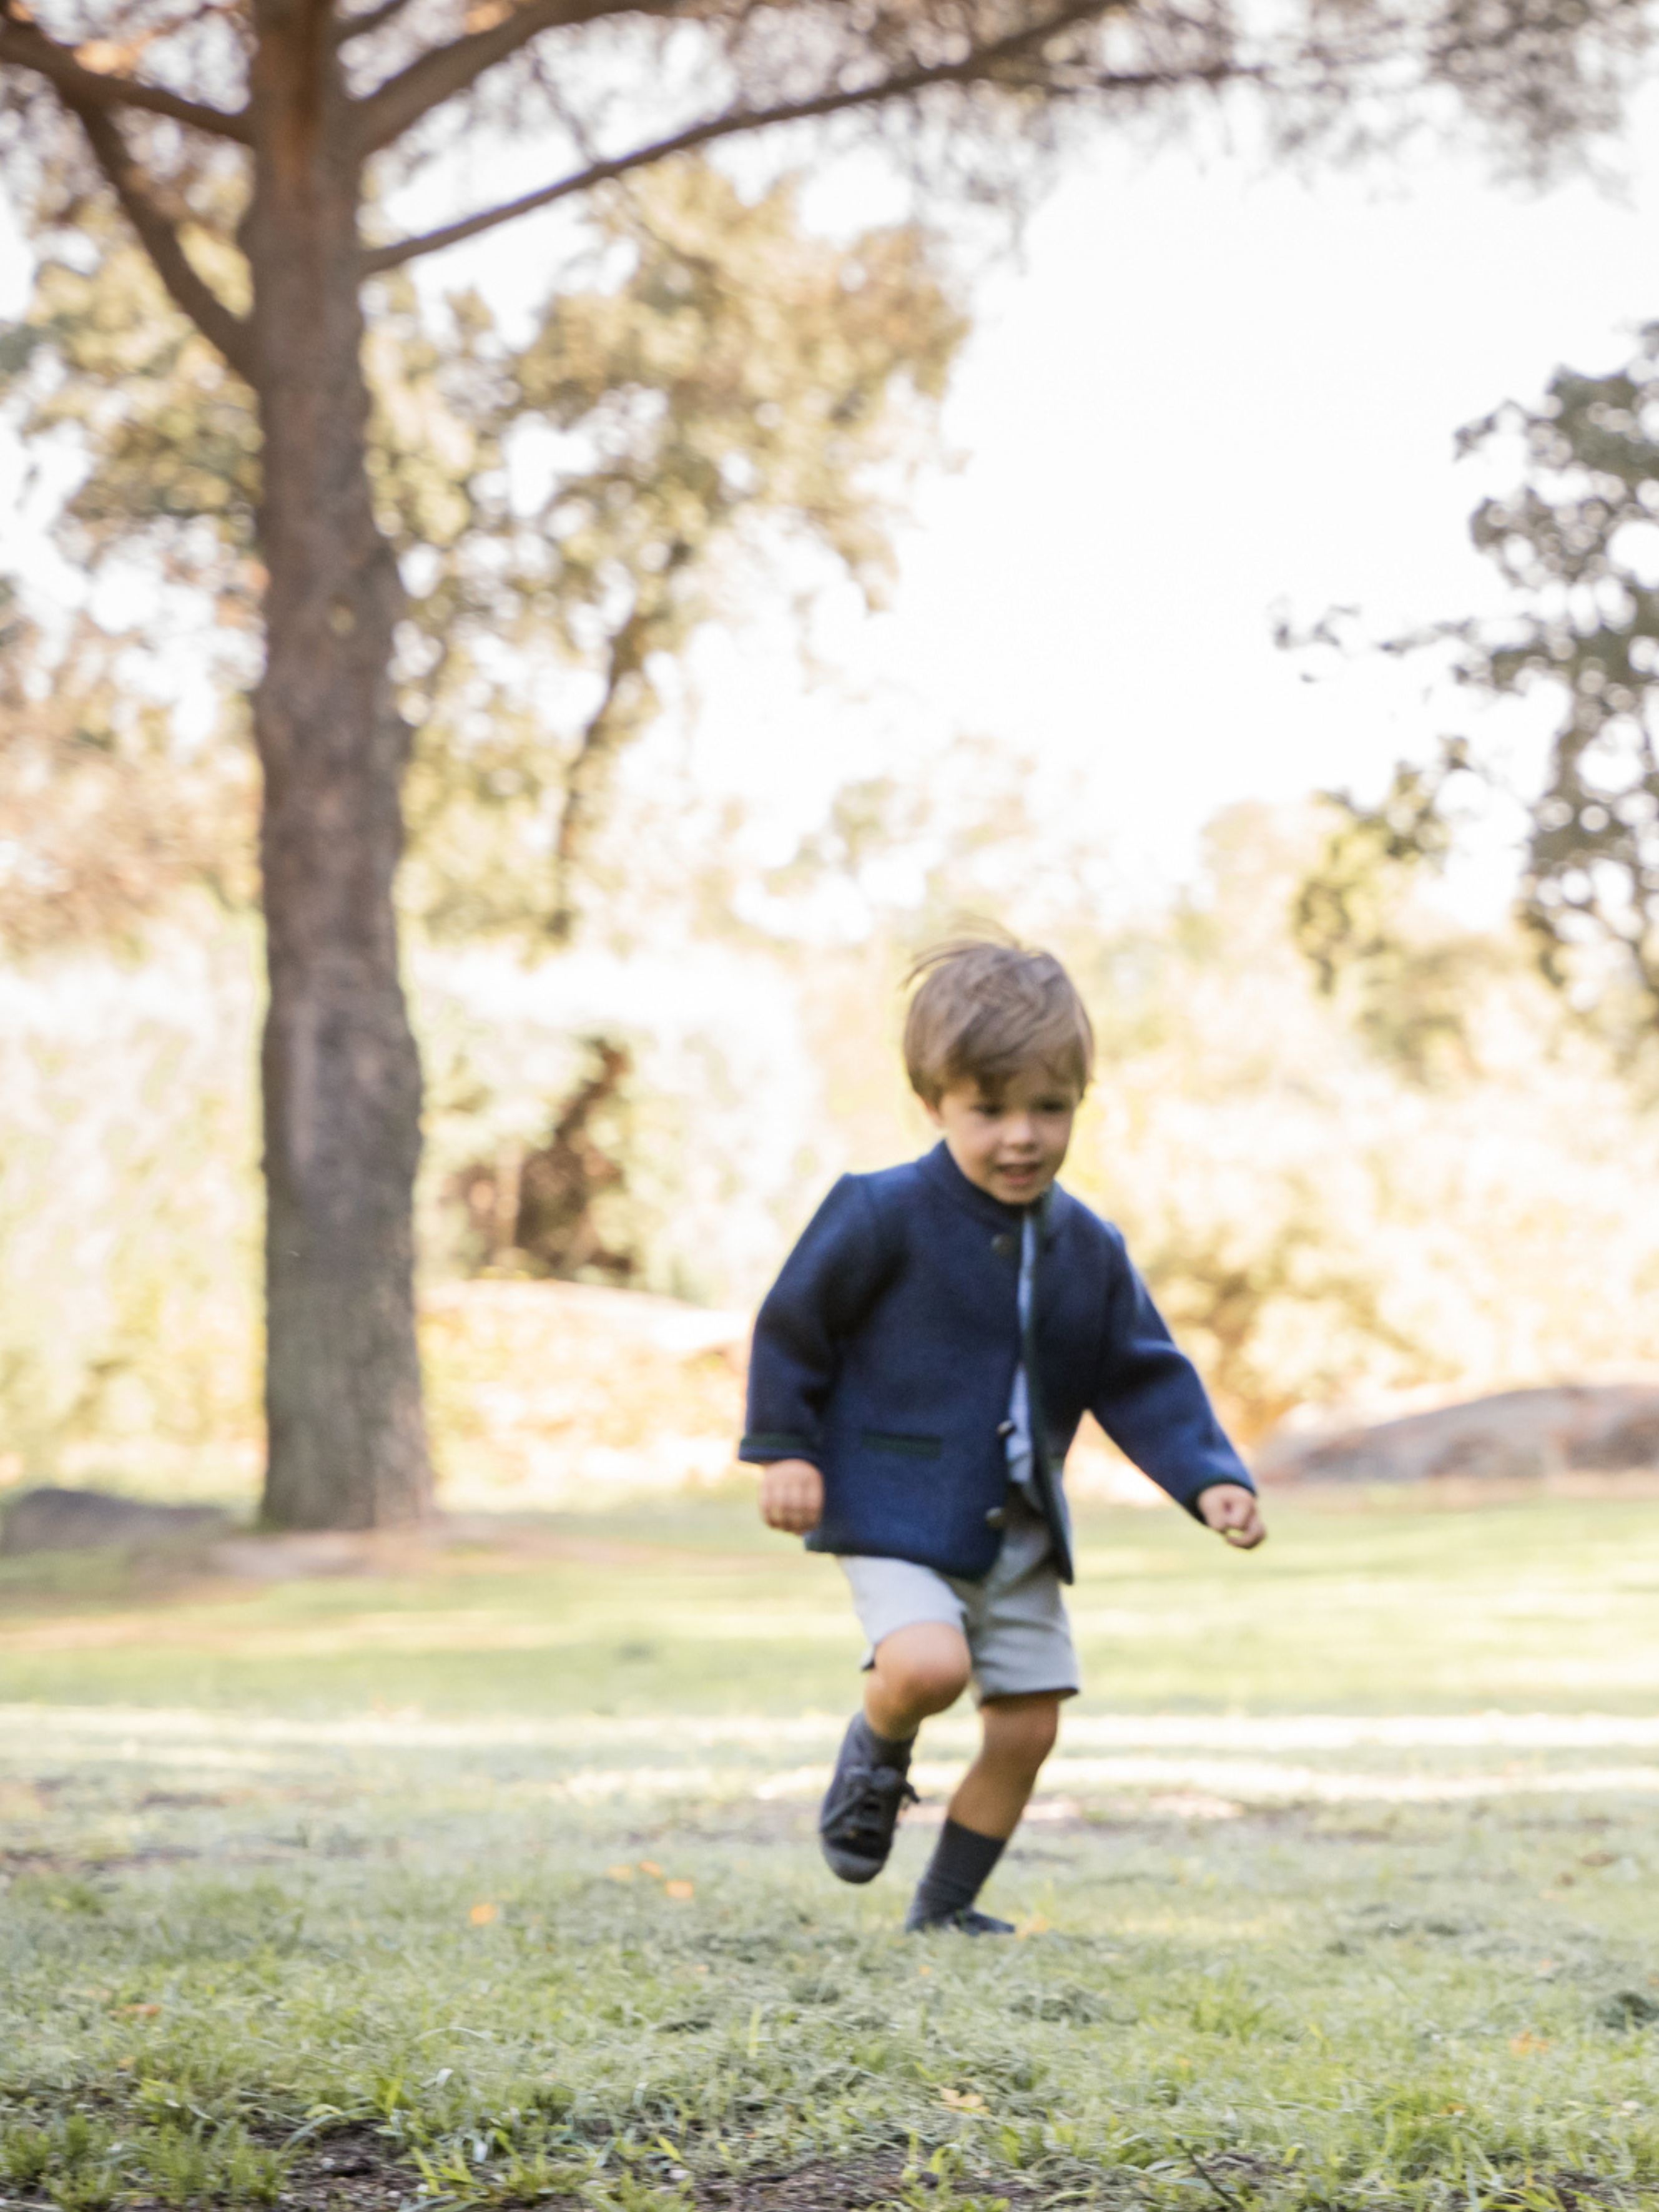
[[6, 1489, 1659, 2211]]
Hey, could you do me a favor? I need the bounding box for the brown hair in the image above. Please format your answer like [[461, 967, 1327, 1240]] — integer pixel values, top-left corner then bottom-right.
[[902, 930, 1095, 1106]]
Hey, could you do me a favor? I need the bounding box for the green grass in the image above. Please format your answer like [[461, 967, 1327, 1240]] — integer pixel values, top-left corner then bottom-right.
[[7, 1487, 1659, 1716], [7, 1492, 1659, 2210]]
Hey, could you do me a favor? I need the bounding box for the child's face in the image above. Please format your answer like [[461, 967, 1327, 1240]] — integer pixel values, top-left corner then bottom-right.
[[925, 1063, 1081, 1207]]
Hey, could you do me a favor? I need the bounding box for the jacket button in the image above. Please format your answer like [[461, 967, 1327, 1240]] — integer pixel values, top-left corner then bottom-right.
[[985, 1506, 1008, 1528], [997, 1420, 1015, 1438], [990, 1232, 1015, 1259]]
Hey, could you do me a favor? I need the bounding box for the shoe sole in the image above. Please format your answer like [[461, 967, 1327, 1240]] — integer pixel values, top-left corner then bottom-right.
[[820, 1841, 889, 1884]]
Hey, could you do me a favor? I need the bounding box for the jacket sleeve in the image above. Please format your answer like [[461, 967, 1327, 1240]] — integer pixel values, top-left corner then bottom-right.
[[1089, 1229, 1254, 1515], [740, 1175, 897, 1465]]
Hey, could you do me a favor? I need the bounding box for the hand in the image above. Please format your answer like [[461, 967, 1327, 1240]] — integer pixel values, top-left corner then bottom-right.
[[1198, 1482, 1266, 1550], [759, 1457, 824, 1534]]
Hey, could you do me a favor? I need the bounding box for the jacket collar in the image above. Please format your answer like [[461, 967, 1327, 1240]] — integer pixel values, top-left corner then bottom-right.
[[917, 1140, 1056, 1236]]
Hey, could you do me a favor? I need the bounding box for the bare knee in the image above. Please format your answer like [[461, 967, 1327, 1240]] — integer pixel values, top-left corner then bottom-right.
[[870, 1623, 971, 1724], [894, 1656, 972, 1714], [982, 1694, 1061, 1776]]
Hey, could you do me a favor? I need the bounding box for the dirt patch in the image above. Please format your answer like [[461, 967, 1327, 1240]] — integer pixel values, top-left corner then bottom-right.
[[1, 1842, 202, 1877], [279, 2144, 1108, 2212], [277, 2127, 410, 2211], [260, 2145, 1102, 2212], [697, 2156, 1070, 2208]]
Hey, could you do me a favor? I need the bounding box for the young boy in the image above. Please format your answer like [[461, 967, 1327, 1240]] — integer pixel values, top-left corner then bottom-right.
[[739, 936, 1266, 1935]]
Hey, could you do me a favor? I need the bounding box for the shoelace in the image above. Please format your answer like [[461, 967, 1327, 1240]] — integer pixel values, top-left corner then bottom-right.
[[832, 1766, 918, 1849]]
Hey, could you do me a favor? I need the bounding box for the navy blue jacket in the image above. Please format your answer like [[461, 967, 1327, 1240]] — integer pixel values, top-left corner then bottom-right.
[[740, 1143, 1252, 1583]]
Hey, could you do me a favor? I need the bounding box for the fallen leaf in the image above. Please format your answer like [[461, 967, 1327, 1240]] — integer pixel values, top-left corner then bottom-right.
[[1582, 1851, 1617, 1869], [639, 1861, 664, 1878], [918, 1964, 932, 1978], [1511, 2032, 1552, 2056], [121, 2003, 160, 2017], [606, 1865, 635, 1882], [469, 1901, 498, 1925], [1535, 1959, 1558, 1974], [940, 2088, 986, 2111], [1015, 1914, 1050, 1939], [664, 1880, 694, 1900]]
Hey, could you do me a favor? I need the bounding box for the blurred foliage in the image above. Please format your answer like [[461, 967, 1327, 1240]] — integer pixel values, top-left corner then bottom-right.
[[1289, 759, 1502, 1085], [0, 157, 963, 952], [744, 762, 1659, 1438], [14, 175, 1659, 1468], [11, 754, 1659, 1480], [413, 928, 829, 1309], [0, 150, 960, 1473], [449, 1038, 639, 1282], [1072, 807, 1659, 1438], [0, 589, 254, 956], [1418, 325, 1659, 1044], [418, 1279, 745, 1512], [0, 926, 261, 1480]]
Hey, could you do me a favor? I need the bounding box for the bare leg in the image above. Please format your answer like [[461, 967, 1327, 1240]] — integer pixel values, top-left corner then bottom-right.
[[818, 1622, 970, 1886], [863, 1621, 972, 1741], [947, 1692, 1061, 1839]]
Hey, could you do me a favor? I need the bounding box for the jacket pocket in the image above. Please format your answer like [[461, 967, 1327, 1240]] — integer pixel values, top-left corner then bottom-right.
[[860, 1428, 943, 1460]]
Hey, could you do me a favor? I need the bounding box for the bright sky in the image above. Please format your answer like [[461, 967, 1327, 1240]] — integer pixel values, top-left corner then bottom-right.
[[676, 89, 1659, 907], [8, 77, 1659, 910]]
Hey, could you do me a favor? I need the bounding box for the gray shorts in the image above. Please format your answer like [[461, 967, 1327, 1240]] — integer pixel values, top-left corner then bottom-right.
[[837, 1498, 1080, 1703]]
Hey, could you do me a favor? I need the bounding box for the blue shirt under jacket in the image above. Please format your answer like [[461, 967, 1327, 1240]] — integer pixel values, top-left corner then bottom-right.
[[739, 1143, 1253, 1585]]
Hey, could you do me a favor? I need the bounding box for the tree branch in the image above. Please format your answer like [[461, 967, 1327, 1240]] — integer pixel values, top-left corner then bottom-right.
[[352, 0, 636, 154], [547, 604, 655, 945], [362, 1, 1153, 274], [333, 0, 421, 47], [69, 100, 258, 385], [0, 3, 252, 140]]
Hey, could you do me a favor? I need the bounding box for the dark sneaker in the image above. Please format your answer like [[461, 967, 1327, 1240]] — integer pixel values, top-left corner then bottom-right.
[[905, 1905, 1016, 1936], [819, 1717, 917, 1884]]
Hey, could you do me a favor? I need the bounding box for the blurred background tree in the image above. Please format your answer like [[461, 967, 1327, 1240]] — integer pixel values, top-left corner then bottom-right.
[[0, 587, 255, 953], [1448, 333, 1659, 1047], [2, 0, 1655, 1526], [1296, 322, 1659, 1067], [2, 158, 963, 950]]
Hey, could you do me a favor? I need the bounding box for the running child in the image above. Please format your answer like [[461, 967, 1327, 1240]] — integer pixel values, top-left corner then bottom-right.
[[740, 935, 1265, 1934]]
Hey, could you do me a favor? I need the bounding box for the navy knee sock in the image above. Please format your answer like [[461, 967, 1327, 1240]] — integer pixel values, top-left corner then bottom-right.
[[907, 1817, 1005, 1925], [852, 1712, 914, 1769]]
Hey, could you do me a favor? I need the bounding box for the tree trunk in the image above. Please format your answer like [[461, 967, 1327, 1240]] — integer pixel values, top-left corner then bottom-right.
[[247, 0, 433, 1528]]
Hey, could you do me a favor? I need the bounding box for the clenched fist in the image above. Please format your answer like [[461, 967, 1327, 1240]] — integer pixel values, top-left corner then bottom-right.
[[759, 1457, 824, 1534], [1197, 1482, 1267, 1550]]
